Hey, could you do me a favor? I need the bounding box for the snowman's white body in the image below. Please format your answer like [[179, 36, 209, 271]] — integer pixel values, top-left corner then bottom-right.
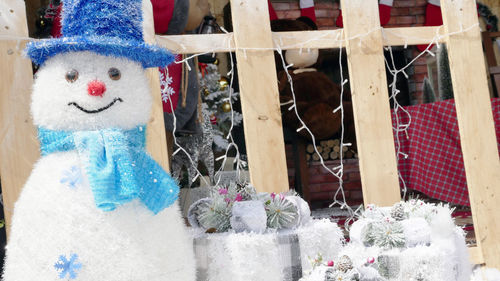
[[3, 52, 196, 281]]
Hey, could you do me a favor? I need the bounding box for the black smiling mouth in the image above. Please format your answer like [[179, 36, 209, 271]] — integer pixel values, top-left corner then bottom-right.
[[68, 98, 123, 114]]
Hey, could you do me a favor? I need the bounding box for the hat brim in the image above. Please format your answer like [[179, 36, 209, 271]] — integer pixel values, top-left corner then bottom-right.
[[26, 36, 175, 68]]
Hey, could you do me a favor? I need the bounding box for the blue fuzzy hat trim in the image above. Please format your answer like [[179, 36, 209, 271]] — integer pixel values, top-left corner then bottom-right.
[[25, 0, 174, 68]]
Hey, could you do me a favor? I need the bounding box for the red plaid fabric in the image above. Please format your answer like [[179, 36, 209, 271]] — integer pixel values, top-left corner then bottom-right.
[[391, 98, 500, 206]]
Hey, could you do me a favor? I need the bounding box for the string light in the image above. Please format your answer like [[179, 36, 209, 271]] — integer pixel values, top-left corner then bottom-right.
[[0, 23, 481, 222], [162, 23, 480, 224], [329, 29, 350, 218], [164, 67, 211, 187]]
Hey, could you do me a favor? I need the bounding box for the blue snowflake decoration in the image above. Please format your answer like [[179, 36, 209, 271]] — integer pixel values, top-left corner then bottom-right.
[[54, 253, 82, 279], [60, 166, 83, 188]]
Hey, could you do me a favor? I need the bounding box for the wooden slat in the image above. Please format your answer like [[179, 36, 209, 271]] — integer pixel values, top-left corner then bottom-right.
[[4, 26, 447, 56], [272, 27, 445, 50], [155, 26, 445, 54], [0, 0, 40, 236], [381, 26, 445, 47], [156, 33, 235, 54], [142, 0, 170, 172], [340, 0, 401, 206], [491, 66, 500, 75], [273, 30, 344, 50], [229, 0, 289, 193], [469, 246, 485, 265], [482, 32, 498, 68], [485, 31, 500, 38], [441, 0, 500, 268]]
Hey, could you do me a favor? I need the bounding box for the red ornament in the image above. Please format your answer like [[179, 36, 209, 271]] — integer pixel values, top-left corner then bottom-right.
[[199, 63, 208, 78], [327, 260, 334, 267], [210, 115, 217, 125], [367, 257, 375, 264]]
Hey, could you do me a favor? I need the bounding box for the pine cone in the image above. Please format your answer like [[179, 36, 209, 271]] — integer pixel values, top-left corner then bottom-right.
[[390, 203, 406, 221], [336, 255, 353, 273]]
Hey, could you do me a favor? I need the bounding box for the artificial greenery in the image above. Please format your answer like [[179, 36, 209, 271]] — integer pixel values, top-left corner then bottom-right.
[[195, 183, 300, 232], [362, 219, 406, 249]]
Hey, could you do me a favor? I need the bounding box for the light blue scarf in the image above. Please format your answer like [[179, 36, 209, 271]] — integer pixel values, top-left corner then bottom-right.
[[38, 126, 179, 214]]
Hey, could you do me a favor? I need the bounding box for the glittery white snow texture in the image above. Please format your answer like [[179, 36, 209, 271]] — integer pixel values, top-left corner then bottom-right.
[[4, 153, 195, 280], [193, 219, 343, 281], [3, 51, 195, 280], [31, 52, 152, 131]]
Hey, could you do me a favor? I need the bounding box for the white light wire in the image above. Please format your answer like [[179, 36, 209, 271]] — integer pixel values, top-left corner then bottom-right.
[[1, 23, 480, 216], [275, 31, 356, 222], [173, 28, 245, 188], [164, 66, 211, 186]]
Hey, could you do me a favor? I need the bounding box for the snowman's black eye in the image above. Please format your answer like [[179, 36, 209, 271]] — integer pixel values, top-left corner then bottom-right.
[[65, 69, 79, 83], [108, 67, 121, 81]]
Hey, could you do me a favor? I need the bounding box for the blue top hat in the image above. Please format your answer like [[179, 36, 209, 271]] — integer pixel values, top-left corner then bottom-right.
[[26, 0, 174, 68]]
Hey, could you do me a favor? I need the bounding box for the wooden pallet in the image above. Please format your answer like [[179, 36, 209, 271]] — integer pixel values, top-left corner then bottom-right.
[[1, 0, 498, 267]]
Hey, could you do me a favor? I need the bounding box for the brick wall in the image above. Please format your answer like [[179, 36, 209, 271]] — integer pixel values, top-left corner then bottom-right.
[[272, 0, 431, 103], [273, 1, 340, 30], [286, 145, 363, 208], [279, 1, 437, 206]]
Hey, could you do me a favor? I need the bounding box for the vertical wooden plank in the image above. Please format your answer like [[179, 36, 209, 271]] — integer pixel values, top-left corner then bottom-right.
[[142, 0, 171, 172], [229, 0, 289, 193], [468, 246, 484, 265], [297, 139, 311, 203], [340, 0, 401, 206], [0, 0, 40, 236], [441, 0, 500, 268], [482, 32, 497, 68]]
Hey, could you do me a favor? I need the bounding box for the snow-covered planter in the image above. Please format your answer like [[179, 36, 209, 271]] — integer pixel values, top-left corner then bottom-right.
[[301, 201, 472, 281], [192, 219, 344, 281]]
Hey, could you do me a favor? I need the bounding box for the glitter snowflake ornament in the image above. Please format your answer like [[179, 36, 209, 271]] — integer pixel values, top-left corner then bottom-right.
[[60, 166, 83, 189], [159, 70, 175, 102], [54, 254, 82, 280]]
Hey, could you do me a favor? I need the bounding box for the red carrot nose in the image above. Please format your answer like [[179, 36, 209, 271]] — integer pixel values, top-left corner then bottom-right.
[[87, 80, 106, 97]]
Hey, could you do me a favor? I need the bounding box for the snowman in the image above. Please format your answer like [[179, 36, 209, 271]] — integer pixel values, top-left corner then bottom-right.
[[3, 0, 195, 280]]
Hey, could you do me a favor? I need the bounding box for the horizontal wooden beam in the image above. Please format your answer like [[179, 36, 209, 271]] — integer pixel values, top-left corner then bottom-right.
[[154, 26, 445, 54], [272, 26, 445, 50], [381, 26, 445, 47], [155, 33, 235, 54], [5, 26, 445, 55], [484, 31, 500, 38]]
